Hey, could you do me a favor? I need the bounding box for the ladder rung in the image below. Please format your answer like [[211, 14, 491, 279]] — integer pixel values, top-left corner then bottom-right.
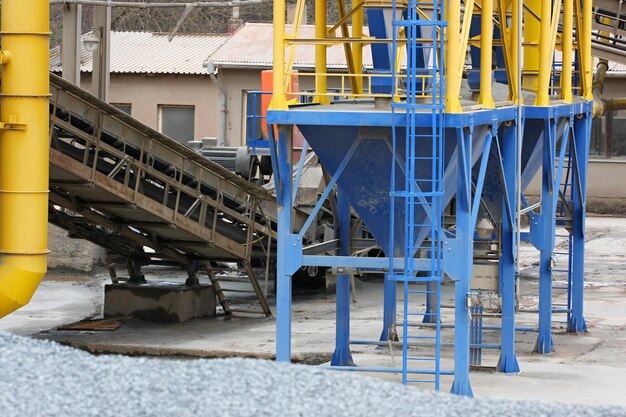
[[406, 356, 436, 361], [219, 288, 256, 294]]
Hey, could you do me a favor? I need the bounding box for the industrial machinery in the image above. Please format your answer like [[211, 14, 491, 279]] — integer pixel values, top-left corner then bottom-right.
[[266, 0, 600, 396]]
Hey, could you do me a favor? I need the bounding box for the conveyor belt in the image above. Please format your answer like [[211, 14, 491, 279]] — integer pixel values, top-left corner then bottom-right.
[[46, 73, 297, 299], [591, 0, 626, 64]]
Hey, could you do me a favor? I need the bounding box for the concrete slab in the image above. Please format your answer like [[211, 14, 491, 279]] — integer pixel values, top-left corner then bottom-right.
[[104, 282, 216, 323]]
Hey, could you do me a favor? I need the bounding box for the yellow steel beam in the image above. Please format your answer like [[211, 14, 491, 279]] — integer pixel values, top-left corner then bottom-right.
[[496, 0, 514, 101], [352, 0, 364, 94], [446, 0, 463, 113], [314, 0, 330, 104], [534, 0, 552, 106], [478, 0, 495, 108], [0, 0, 50, 317], [336, 0, 360, 95], [270, 0, 288, 109], [582, 0, 593, 100], [284, 0, 306, 92], [561, 0, 573, 103], [456, 0, 475, 78]]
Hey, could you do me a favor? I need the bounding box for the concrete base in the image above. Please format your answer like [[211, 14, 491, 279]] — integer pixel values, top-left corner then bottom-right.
[[104, 282, 216, 323]]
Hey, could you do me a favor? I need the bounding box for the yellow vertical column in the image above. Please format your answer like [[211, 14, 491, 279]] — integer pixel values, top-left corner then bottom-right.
[[534, 0, 552, 106], [478, 0, 495, 108], [582, 0, 593, 100], [352, 0, 364, 95], [561, 0, 573, 103], [271, 0, 288, 109], [0, 0, 50, 317], [511, 0, 522, 104], [315, 0, 330, 104], [446, 0, 463, 113]]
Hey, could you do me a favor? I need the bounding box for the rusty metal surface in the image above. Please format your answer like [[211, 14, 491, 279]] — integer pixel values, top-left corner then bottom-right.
[[48, 73, 279, 266]]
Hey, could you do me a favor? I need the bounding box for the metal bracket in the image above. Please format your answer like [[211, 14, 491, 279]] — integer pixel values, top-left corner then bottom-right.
[[0, 116, 26, 130], [285, 233, 303, 276], [443, 237, 464, 282]]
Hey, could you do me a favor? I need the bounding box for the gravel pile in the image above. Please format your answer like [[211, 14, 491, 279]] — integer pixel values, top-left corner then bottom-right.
[[0, 331, 623, 417]]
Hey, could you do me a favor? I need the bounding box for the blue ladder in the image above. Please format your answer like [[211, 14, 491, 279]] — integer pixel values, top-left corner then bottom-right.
[[389, 0, 447, 390]]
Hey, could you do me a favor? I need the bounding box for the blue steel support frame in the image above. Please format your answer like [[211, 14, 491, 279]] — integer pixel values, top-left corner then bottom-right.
[[498, 121, 521, 372], [449, 126, 474, 397], [568, 112, 591, 332], [331, 188, 356, 365], [276, 125, 294, 362], [535, 116, 568, 354]]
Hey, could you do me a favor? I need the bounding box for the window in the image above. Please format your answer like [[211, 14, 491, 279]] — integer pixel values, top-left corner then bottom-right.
[[112, 103, 132, 115], [159, 105, 195, 143]]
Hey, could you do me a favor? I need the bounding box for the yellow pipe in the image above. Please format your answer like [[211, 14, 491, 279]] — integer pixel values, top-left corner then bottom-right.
[[0, 0, 50, 318], [352, 0, 364, 95], [511, 0, 522, 104], [582, 0, 593, 100], [270, 0, 288, 110], [314, 0, 330, 104], [534, 0, 552, 106], [561, 0, 573, 103], [478, 0, 495, 108], [446, 0, 463, 113]]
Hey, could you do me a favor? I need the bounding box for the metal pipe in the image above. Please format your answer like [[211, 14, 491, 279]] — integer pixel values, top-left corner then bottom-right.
[[534, 0, 552, 106], [583, 0, 593, 100], [0, 0, 50, 318], [478, 0, 494, 108], [561, 0, 573, 103], [314, 0, 329, 104], [445, 0, 462, 113], [270, 0, 288, 109], [209, 71, 228, 146]]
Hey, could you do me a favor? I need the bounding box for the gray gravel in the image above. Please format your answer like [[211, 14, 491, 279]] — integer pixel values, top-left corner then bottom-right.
[[0, 332, 623, 417]]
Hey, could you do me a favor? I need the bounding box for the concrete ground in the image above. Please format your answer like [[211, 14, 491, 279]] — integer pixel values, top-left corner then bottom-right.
[[1, 215, 625, 407]]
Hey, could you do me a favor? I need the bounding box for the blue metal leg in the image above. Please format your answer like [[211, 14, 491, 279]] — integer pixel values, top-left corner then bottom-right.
[[568, 114, 590, 333], [498, 123, 520, 373], [450, 127, 474, 397], [535, 119, 557, 354], [332, 189, 355, 365], [276, 125, 294, 362], [380, 274, 398, 341]]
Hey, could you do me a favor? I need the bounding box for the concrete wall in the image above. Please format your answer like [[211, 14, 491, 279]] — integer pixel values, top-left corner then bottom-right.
[[79, 73, 221, 144], [48, 224, 105, 272], [525, 159, 626, 214]]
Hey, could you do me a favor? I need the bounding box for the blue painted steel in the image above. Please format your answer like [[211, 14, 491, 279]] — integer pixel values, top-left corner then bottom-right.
[[245, 91, 272, 154], [568, 113, 590, 332], [449, 127, 474, 397], [292, 140, 309, 205], [498, 123, 521, 373], [388, 0, 445, 391], [331, 189, 356, 366], [276, 126, 294, 362]]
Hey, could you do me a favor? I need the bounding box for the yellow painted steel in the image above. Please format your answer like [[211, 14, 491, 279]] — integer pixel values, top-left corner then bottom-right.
[[582, 0, 593, 100], [534, 0, 552, 106], [352, 0, 365, 94], [561, 0, 573, 103], [445, 0, 463, 113], [314, 0, 330, 104], [523, 0, 540, 92], [0, 0, 50, 318], [270, 0, 288, 110], [478, 0, 495, 108], [284, 0, 306, 92], [336, 0, 360, 95]]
